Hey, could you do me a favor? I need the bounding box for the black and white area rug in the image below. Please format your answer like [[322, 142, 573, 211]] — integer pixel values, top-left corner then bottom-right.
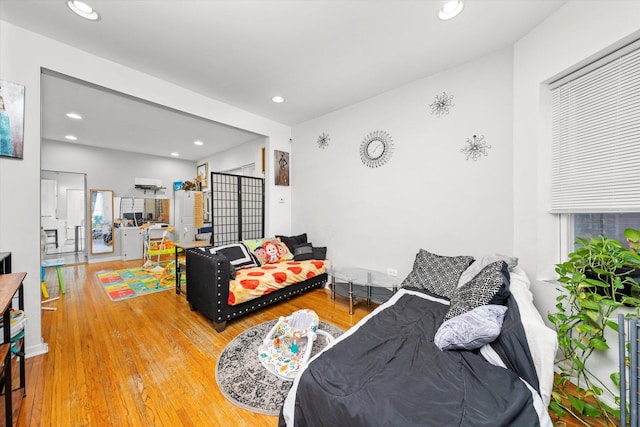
[[215, 319, 343, 416]]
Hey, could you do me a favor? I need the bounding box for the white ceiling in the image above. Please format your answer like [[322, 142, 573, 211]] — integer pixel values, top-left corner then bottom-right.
[[0, 0, 567, 160]]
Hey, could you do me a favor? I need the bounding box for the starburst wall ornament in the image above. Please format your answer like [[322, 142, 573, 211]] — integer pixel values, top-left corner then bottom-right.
[[461, 135, 491, 161], [429, 92, 454, 117], [317, 132, 330, 149]]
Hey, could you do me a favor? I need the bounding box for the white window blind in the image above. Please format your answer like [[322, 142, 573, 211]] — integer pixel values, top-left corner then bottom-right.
[[550, 41, 640, 213]]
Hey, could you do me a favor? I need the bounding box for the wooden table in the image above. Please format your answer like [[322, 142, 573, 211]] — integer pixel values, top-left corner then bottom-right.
[[0, 272, 26, 425], [174, 241, 210, 295]]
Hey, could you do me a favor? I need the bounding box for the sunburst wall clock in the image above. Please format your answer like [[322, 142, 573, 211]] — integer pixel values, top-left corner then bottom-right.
[[360, 130, 394, 168]]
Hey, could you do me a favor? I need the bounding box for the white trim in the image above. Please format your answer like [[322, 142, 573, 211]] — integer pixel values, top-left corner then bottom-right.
[[25, 341, 49, 358]]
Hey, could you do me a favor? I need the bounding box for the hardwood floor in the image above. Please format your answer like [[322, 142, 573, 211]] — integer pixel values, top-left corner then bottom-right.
[[16, 260, 600, 426], [17, 260, 370, 426]]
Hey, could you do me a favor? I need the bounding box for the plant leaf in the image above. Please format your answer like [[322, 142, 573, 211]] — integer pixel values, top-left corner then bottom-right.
[[576, 324, 595, 334], [583, 402, 602, 418], [589, 337, 609, 350], [605, 320, 619, 332], [578, 299, 601, 311], [611, 372, 621, 387], [568, 395, 585, 413], [548, 400, 567, 418]]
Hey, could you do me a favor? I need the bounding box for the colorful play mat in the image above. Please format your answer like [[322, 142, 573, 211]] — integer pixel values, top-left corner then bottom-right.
[[97, 265, 179, 301]]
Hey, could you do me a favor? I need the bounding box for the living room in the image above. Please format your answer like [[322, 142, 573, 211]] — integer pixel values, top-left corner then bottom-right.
[[1, 0, 640, 425]]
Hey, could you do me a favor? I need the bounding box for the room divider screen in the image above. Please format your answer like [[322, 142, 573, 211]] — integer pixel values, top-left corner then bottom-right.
[[210, 172, 264, 246]]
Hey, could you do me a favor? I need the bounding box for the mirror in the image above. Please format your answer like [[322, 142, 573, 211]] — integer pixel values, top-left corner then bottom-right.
[[90, 189, 114, 254]]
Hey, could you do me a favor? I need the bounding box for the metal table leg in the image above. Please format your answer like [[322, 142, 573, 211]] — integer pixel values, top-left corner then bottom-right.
[[175, 246, 181, 295], [348, 280, 354, 315]]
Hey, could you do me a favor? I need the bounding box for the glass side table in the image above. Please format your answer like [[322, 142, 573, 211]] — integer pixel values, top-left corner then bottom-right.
[[329, 266, 399, 314]]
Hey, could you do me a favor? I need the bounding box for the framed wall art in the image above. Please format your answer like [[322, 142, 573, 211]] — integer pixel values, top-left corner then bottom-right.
[[0, 79, 25, 159], [274, 150, 289, 186], [197, 162, 209, 188]]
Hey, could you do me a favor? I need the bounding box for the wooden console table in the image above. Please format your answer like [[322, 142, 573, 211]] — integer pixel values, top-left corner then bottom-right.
[[0, 272, 26, 425]]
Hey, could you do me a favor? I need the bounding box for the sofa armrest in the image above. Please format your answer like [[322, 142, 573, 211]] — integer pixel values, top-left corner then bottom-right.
[[186, 248, 232, 323]]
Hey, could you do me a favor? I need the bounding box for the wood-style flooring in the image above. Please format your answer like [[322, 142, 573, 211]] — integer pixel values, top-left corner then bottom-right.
[[15, 260, 598, 426]]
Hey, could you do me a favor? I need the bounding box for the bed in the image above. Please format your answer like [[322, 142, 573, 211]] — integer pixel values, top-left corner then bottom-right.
[[279, 251, 557, 427]]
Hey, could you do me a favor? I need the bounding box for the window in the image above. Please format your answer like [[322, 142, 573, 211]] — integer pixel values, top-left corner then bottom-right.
[[572, 213, 640, 250], [550, 39, 640, 247]]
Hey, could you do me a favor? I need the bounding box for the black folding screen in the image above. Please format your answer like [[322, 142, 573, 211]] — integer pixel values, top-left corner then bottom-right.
[[210, 172, 264, 246]]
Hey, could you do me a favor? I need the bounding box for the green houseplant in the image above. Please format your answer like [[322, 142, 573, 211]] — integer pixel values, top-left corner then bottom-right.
[[549, 228, 640, 425]]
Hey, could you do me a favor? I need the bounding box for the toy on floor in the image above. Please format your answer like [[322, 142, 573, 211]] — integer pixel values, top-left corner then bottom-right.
[[258, 309, 334, 381]]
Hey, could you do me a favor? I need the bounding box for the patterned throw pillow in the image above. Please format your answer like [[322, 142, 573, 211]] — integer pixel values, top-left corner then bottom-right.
[[444, 260, 510, 320], [400, 249, 474, 298], [208, 243, 258, 270], [261, 239, 294, 264], [435, 304, 508, 350], [242, 238, 268, 265]]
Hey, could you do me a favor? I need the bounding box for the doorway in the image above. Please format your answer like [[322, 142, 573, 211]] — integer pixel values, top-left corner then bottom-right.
[[41, 170, 87, 264]]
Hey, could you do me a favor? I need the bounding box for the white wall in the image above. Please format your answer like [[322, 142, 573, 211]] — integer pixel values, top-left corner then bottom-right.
[[199, 137, 265, 180], [513, 0, 640, 401], [42, 140, 194, 197], [0, 21, 292, 357], [292, 48, 515, 275]]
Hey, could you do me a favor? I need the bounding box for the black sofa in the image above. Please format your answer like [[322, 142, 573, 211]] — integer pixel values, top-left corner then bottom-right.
[[186, 248, 328, 332]]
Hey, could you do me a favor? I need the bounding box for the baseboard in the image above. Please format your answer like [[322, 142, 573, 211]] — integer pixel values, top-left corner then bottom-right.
[[25, 340, 49, 358], [88, 256, 121, 264]]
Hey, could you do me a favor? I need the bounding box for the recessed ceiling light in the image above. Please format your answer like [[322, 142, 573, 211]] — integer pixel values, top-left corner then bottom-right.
[[170, 152, 180, 157], [271, 96, 285, 103], [194, 140, 204, 146], [67, 1, 100, 21], [66, 112, 82, 120], [439, 0, 464, 20], [65, 135, 78, 141]]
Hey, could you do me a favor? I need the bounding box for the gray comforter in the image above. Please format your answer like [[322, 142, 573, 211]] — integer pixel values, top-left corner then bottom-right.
[[280, 289, 543, 427]]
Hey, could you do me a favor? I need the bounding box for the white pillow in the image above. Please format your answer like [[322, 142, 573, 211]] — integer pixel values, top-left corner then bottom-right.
[[434, 304, 508, 351]]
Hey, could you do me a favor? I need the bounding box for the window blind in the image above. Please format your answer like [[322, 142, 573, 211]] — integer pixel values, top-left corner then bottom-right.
[[550, 42, 640, 213]]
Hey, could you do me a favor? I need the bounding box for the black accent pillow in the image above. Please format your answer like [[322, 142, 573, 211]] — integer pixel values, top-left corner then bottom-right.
[[293, 243, 314, 261], [312, 246, 327, 260], [400, 249, 474, 298], [276, 233, 308, 252], [444, 260, 511, 320]]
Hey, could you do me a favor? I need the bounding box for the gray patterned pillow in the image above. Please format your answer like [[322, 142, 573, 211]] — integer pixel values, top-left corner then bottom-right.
[[435, 304, 508, 350], [400, 249, 474, 298], [444, 260, 510, 320]]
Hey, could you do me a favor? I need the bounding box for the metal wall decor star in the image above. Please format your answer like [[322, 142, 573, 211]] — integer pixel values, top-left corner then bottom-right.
[[317, 132, 330, 149], [430, 92, 454, 117], [461, 135, 491, 161]]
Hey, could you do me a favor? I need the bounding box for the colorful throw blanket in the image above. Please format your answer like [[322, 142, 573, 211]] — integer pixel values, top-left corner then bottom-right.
[[229, 260, 326, 306]]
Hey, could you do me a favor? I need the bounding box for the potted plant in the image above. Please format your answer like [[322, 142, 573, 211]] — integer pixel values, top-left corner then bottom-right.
[[548, 228, 640, 425]]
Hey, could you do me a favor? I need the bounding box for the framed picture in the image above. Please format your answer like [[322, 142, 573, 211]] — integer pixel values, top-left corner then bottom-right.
[[274, 150, 289, 186], [197, 163, 208, 188], [0, 79, 25, 159], [261, 146, 266, 174]]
